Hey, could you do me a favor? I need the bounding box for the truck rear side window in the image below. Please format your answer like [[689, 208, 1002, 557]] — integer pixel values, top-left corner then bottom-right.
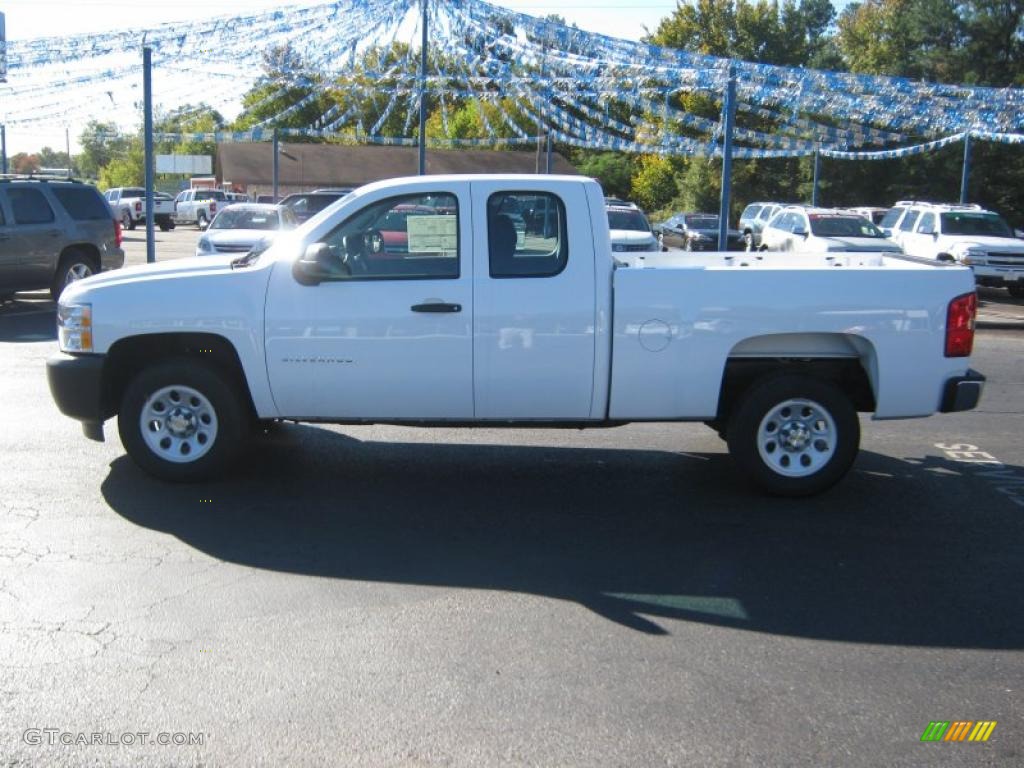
[[487, 192, 567, 278]]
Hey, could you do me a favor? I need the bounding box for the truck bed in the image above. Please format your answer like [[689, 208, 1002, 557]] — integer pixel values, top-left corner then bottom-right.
[[609, 251, 977, 421]]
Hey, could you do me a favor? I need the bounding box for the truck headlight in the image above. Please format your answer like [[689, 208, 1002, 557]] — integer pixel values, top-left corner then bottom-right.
[[58, 303, 93, 353], [960, 249, 987, 265]]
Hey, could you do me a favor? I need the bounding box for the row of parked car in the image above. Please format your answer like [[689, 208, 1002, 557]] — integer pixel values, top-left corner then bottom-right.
[[732, 200, 1024, 297]]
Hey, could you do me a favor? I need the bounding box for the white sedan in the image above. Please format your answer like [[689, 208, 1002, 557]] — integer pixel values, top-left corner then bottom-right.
[[760, 207, 903, 254], [195, 204, 298, 256]]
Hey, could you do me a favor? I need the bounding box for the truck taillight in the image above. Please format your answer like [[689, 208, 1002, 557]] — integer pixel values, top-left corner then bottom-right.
[[135, 201, 142, 212], [945, 292, 977, 357], [113, 218, 123, 247]]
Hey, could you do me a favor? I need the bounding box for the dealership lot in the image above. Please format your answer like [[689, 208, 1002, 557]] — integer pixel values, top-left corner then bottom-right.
[[1, 232, 1023, 766]]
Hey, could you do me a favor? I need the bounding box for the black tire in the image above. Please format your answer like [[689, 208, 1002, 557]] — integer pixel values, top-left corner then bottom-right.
[[726, 373, 860, 497], [157, 215, 174, 232], [121, 209, 135, 231], [118, 358, 249, 482], [197, 211, 209, 230], [51, 250, 99, 301], [1008, 284, 1024, 299]]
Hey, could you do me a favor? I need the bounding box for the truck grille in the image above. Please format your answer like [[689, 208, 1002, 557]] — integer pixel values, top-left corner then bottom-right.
[[621, 243, 655, 252], [986, 252, 1024, 266], [214, 244, 252, 253]]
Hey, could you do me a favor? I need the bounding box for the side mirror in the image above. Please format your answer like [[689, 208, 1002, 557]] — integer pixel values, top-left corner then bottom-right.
[[292, 242, 344, 286]]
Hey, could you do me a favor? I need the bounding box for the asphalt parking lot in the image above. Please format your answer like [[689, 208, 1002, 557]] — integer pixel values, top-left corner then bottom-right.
[[1, 231, 1022, 766]]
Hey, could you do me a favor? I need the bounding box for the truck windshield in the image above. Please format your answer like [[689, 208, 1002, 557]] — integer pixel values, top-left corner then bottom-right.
[[810, 215, 885, 238], [940, 212, 1013, 237], [607, 209, 651, 231]]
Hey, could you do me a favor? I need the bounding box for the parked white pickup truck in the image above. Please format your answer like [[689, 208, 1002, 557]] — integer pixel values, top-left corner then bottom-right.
[[103, 187, 176, 231], [47, 175, 985, 495]]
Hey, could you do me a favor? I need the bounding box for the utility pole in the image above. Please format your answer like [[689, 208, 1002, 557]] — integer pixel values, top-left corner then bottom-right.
[[65, 127, 71, 177], [960, 132, 972, 204], [546, 130, 552, 174], [811, 149, 821, 207], [717, 63, 737, 251], [417, 0, 428, 175], [143, 45, 155, 264], [272, 128, 279, 200], [1, 125, 7, 175]]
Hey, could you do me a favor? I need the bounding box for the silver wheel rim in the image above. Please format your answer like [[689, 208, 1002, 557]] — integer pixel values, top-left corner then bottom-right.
[[139, 385, 218, 464], [121, 212, 131, 227], [65, 262, 94, 285], [757, 398, 837, 478]]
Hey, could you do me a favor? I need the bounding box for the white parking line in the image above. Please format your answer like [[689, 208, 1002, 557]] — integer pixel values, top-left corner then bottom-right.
[[935, 442, 1024, 508]]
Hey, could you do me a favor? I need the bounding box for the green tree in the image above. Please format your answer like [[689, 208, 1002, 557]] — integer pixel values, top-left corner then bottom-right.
[[98, 139, 144, 189], [631, 155, 680, 211], [77, 121, 129, 180], [573, 151, 638, 199]]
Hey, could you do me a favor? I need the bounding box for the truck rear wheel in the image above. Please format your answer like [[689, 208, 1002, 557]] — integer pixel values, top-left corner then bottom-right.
[[121, 209, 135, 231], [726, 374, 859, 496], [118, 359, 248, 482]]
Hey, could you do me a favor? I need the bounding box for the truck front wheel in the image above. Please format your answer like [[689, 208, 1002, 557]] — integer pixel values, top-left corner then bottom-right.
[[118, 359, 248, 482], [726, 374, 859, 496]]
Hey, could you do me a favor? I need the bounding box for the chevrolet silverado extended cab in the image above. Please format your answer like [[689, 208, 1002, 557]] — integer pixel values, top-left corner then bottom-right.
[[47, 175, 985, 496]]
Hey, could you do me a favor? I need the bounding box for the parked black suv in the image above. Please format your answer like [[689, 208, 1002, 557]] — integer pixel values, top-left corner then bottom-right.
[[0, 176, 124, 301]]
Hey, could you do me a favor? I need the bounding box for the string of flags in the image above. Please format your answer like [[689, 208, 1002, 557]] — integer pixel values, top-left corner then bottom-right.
[[0, 0, 1020, 160]]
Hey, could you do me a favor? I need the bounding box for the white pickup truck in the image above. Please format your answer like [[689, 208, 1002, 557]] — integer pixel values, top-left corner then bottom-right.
[[103, 187, 176, 231], [47, 175, 985, 496]]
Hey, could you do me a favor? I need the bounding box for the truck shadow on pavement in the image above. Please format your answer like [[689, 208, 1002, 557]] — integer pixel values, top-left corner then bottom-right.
[[101, 424, 1024, 647]]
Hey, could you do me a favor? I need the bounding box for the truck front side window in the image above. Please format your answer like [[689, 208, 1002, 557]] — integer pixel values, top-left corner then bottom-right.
[[316, 193, 459, 280]]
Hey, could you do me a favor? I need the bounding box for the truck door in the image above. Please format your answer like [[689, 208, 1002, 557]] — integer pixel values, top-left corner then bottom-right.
[[902, 211, 934, 258], [470, 181, 596, 419], [264, 185, 474, 419]]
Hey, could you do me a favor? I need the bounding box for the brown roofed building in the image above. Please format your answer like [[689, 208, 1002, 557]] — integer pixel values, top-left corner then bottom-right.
[[216, 142, 578, 196]]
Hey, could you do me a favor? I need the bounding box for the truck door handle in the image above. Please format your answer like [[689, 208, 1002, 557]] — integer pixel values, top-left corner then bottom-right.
[[411, 302, 461, 313]]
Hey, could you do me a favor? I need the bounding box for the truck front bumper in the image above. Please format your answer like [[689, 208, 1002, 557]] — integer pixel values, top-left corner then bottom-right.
[[940, 369, 985, 413], [970, 265, 1024, 288], [46, 353, 108, 441]]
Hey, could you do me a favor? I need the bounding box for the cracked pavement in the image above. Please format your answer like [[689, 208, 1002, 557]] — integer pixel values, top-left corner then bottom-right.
[[1, 258, 1023, 765]]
